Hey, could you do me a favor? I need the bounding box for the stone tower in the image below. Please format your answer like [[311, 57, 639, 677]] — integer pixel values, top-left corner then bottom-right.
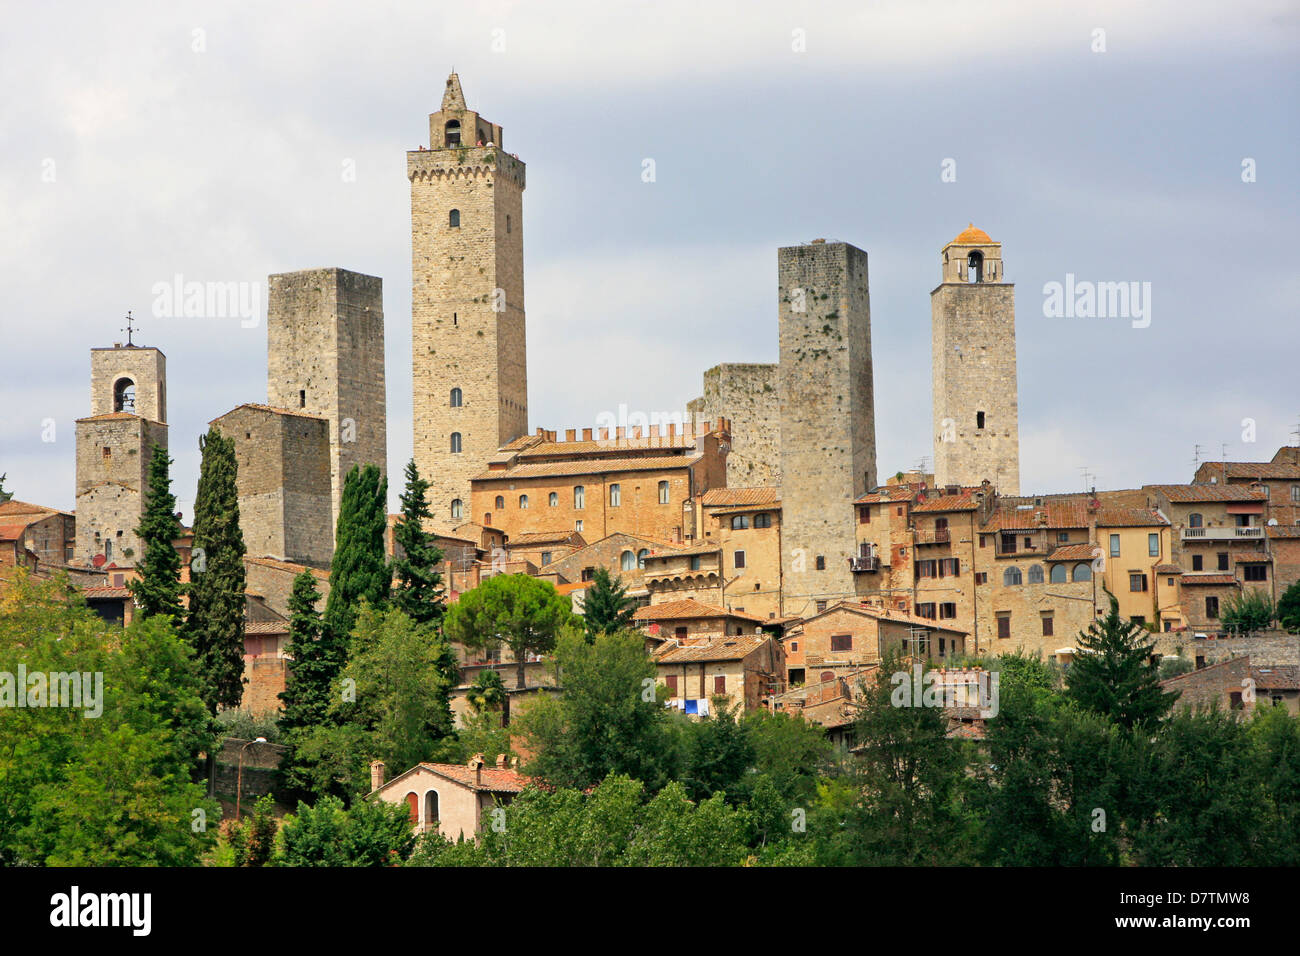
[[409, 72, 527, 525], [267, 267, 386, 535], [931, 225, 1020, 495], [777, 240, 877, 614], [74, 344, 169, 567]]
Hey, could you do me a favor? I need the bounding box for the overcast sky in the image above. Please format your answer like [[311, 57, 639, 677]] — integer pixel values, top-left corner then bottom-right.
[[2, 0, 1297, 520]]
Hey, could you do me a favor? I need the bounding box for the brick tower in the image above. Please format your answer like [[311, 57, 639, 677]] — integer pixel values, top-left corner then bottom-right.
[[74, 343, 169, 567], [777, 240, 877, 614], [267, 267, 386, 535], [931, 225, 1020, 495], [409, 72, 527, 526]]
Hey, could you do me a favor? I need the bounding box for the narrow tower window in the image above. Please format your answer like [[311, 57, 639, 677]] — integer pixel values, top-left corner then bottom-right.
[[299, 389, 306, 408], [976, 411, 985, 429], [444, 119, 461, 147], [450, 387, 462, 407], [451, 499, 463, 520], [967, 251, 984, 283], [449, 209, 460, 228], [450, 432, 462, 453], [506, 214, 512, 234]]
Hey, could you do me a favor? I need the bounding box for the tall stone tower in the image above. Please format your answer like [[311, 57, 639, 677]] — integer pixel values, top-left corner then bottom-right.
[[409, 72, 527, 525], [74, 344, 169, 567], [267, 267, 386, 535], [931, 225, 1020, 495], [778, 240, 877, 614]]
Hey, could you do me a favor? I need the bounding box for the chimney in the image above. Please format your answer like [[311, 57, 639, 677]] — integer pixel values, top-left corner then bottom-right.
[[616, 426, 626, 440], [582, 427, 592, 441], [650, 424, 660, 438], [370, 759, 386, 790], [599, 427, 609, 441], [496, 753, 508, 769], [469, 753, 484, 787], [565, 428, 576, 442], [668, 423, 677, 437]]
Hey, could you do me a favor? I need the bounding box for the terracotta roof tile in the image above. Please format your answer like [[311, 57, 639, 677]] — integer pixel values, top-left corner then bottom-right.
[[913, 494, 978, 513], [653, 634, 770, 664], [644, 542, 721, 559], [1096, 507, 1168, 527], [1153, 563, 1183, 574], [1179, 573, 1238, 586], [1147, 484, 1268, 503], [1251, 665, 1300, 691], [1046, 543, 1098, 562], [634, 598, 763, 623], [950, 223, 993, 245], [417, 762, 532, 793], [506, 530, 586, 547], [700, 487, 782, 508]]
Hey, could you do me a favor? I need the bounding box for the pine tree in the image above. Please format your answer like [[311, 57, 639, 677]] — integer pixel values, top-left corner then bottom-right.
[[279, 570, 331, 732], [185, 428, 247, 713], [582, 566, 636, 640], [1066, 591, 1175, 730], [391, 459, 445, 626], [323, 463, 389, 656], [129, 444, 184, 619]]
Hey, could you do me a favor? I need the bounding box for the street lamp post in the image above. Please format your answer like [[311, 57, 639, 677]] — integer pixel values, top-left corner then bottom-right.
[[235, 736, 268, 821]]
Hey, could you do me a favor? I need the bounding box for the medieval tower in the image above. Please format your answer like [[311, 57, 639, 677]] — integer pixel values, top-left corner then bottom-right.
[[931, 225, 1020, 495], [74, 343, 169, 567], [777, 240, 877, 614], [267, 267, 387, 535], [410, 73, 528, 525]]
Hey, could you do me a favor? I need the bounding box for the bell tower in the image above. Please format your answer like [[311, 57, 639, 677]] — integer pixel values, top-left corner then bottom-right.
[[931, 225, 1020, 495], [409, 73, 527, 526]]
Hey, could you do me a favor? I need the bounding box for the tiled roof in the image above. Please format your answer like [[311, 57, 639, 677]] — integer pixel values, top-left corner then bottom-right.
[[653, 634, 770, 664], [211, 402, 327, 423], [913, 494, 978, 513], [79, 585, 132, 599], [1179, 573, 1238, 586], [1046, 543, 1098, 562], [1232, 553, 1270, 564], [0, 500, 71, 518], [1153, 563, 1183, 574], [982, 499, 1090, 531], [1202, 461, 1300, 481], [1096, 507, 1168, 527], [634, 598, 763, 623], [472, 454, 701, 482], [416, 762, 531, 794], [1267, 526, 1300, 539], [245, 620, 289, 634], [791, 601, 969, 635], [506, 530, 585, 547], [244, 555, 330, 578], [1147, 484, 1268, 503], [950, 223, 993, 245], [1251, 665, 1300, 691], [0, 524, 30, 541], [644, 542, 721, 559], [700, 487, 781, 508]]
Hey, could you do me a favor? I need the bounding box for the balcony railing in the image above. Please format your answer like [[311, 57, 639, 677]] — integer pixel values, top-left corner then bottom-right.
[[913, 529, 951, 545], [1182, 527, 1263, 540], [849, 555, 880, 573]]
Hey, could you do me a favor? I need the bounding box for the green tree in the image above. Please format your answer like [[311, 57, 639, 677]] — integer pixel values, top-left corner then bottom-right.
[[324, 463, 390, 647], [1066, 592, 1175, 730], [184, 427, 247, 713], [226, 794, 279, 866], [279, 570, 331, 733], [581, 567, 636, 639], [129, 444, 184, 619], [444, 573, 576, 689], [1277, 581, 1300, 633], [391, 459, 445, 626], [1249, 703, 1300, 865], [274, 795, 415, 866], [515, 628, 677, 791], [0, 473, 12, 503], [679, 701, 755, 802], [1220, 589, 1276, 633], [466, 667, 506, 714]]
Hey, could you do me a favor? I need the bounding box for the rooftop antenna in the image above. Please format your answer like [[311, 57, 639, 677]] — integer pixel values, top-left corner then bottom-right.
[[1191, 443, 1203, 468], [1079, 465, 1094, 492], [121, 310, 136, 347]]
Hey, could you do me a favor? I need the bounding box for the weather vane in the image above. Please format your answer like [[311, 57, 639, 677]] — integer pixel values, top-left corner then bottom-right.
[[122, 310, 136, 347]]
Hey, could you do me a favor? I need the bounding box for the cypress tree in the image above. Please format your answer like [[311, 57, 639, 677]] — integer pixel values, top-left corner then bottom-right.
[[582, 566, 636, 640], [185, 428, 247, 713], [279, 570, 330, 732], [324, 464, 390, 650], [391, 459, 445, 626], [1066, 590, 1175, 730], [129, 444, 184, 619]]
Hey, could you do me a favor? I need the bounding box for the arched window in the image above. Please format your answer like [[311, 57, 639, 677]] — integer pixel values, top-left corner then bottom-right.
[[1050, 564, 1067, 583], [1072, 563, 1092, 582], [1188, 513, 1203, 528], [574, 485, 585, 509], [967, 250, 984, 283], [1003, 566, 1022, 586], [658, 480, 669, 505], [1027, 564, 1044, 584], [621, 550, 636, 571], [405, 792, 419, 824], [731, 515, 749, 530], [113, 377, 136, 413], [637, 548, 649, 569], [450, 432, 462, 453], [484, 513, 492, 526], [519, 494, 529, 509], [754, 513, 772, 529], [449, 209, 460, 228], [451, 499, 463, 520], [444, 119, 461, 147], [976, 410, 986, 430], [820, 671, 835, 684], [548, 492, 558, 507], [450, 388, 462, 407], [495, 495, 505, 510], [424, 790, 439, 825]]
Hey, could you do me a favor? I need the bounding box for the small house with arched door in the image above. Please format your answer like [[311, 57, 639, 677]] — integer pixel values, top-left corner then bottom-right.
[[367, 754, 531, 841]]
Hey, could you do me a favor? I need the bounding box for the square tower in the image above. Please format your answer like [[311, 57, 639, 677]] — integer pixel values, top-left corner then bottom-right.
[[267, 267, 387, 535], [409, 72, 527, 527], [777, 240, 877, 614], [931, 225, 1020, 495], [75, 344, 168, 567]]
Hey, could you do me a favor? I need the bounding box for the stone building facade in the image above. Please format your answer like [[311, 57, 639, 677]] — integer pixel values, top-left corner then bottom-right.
[[74, 344, 169, 568], [778, 240, 877, 617], [411, 73, 528, 521], [931, 225, 1020, 495], [212, 404, 334, 568], [267, 266, 386, 535], [687, 363, 781, 488]]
